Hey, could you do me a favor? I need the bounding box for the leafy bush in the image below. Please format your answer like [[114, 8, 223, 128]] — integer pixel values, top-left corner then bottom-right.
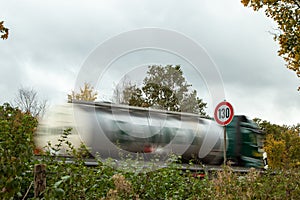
[[41, 132, 299, 200], [255, 118, 300, 169], [0, 103, 37, 199], [40, 129, 115, 199]]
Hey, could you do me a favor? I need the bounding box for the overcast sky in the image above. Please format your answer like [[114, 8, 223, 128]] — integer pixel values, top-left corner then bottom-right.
[[0, 0, 299, 125]]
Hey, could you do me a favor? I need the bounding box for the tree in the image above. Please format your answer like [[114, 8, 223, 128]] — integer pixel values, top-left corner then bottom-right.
[[254, 118, 300, 169], [116, 65, 207, 115], [14, 87, 47, 118], [0, 21, 9, 40], [241, 0, 300, 90], [113, 76, 137, 104], [68, 82, 98, 103]]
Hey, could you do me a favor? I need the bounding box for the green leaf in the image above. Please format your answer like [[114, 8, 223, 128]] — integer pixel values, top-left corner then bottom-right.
[[55, 188, 65, 197]]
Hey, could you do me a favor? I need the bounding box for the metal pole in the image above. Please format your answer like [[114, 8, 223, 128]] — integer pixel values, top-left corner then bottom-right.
[[223, 126, 227, 165]]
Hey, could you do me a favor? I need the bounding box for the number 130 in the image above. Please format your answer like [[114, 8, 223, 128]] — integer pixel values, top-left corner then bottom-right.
[[218, 107, 230, 119]]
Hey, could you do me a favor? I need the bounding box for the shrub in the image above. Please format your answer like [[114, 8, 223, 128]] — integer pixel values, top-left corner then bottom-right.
[[0, 103, 37, 199]]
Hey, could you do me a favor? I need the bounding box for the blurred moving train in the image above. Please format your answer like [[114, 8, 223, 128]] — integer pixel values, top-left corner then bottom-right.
[[35, 101, 267, 169]]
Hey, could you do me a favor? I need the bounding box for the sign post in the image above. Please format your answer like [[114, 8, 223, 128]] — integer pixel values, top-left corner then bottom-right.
[[214, 100, 234, 165]]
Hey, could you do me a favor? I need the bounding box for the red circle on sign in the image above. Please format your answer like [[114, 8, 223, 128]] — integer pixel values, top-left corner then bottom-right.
[[214, 101, 234, 126]]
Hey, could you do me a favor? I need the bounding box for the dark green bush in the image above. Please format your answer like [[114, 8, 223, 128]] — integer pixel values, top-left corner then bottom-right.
[[0, 103, 37, 199]]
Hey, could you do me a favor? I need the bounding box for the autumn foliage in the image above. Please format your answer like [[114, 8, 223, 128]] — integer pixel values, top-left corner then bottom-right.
[[68, 82, 98, 103], [241, 0, 300, 90], [0, 21, 9, 40], [254, 118, 300, 169]]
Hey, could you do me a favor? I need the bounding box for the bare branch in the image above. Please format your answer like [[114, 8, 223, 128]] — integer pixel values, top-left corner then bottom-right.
[[14, 87, 48, 118]]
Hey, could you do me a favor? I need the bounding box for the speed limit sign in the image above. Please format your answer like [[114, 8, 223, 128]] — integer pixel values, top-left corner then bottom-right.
[[214, 101, 234, 126]]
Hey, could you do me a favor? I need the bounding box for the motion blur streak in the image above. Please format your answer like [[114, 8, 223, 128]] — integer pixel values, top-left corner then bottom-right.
[[35, 101, 266, 169]]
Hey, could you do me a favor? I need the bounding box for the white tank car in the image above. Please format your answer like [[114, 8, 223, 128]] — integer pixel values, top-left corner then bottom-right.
[[75, 101, 225, 164], [36, 101, 226, 165]]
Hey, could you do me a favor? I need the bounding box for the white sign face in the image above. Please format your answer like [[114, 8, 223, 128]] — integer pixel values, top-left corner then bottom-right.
[[214, 101, 234, 126]]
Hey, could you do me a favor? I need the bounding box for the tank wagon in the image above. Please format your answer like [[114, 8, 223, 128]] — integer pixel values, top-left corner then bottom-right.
[[35, 101, 266, 169]]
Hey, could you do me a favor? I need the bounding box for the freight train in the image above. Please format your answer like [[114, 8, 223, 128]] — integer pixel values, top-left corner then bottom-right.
[[35, 101, 268, 169]]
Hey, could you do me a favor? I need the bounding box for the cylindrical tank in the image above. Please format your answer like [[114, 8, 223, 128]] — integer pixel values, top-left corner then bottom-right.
[[35, 102, 226, 165], [72, 102, 225, 165]]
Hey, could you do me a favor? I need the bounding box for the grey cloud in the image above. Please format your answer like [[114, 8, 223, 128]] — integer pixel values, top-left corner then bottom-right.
[[0, 0, 298, 125]]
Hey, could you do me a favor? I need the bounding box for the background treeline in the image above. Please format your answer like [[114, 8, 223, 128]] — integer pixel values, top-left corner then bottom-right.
[[254, 118, 300, 169]]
